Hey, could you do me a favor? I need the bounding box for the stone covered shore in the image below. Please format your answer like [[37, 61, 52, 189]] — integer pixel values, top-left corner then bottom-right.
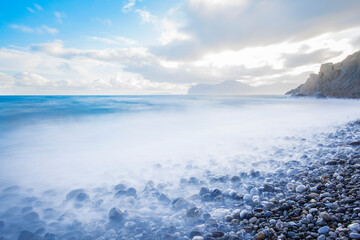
[[1, 121, 360, 240]]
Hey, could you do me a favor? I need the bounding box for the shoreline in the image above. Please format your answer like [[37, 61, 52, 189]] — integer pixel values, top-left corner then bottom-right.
[[1, 120, 360, 240]]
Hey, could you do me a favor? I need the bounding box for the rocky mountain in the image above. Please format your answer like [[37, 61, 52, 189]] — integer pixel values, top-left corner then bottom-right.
[[286, 51, 360, 98]]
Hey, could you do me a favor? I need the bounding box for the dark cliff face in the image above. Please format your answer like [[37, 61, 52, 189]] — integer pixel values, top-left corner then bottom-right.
[[286, 51, 360, 98]]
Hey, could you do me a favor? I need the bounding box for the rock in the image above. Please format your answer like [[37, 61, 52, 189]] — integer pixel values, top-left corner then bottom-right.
[[286, 50, 360, 98], [186, 207, 201, 218], [126, 187, 137, 197], [240, 210, 249, 219], [256, 231, 266, 240], [192, 237, 204, 240], [350, 141, 360, 146], [66, 189, 84, 200], [190, 231, 202, 238], [350, 233, 360, 239], [317, 235, 326, 240], [325, 160, 337, 165], [318, 226, 330, 235], [159, 193, 171, 203], [349, 223, 360, 232], [263, 184, 275, 192], [17, 230, 35, 240], [211, 189, 222, 198], [114, 183, 126, 191], [205, 218, 218, 227], [76, 192, 89, 202], [296, 184, 306, 193], [319, 212, 331, 222], [199, 187, 210, 196], [231, 176, 240, 183], [201, 193, 212, 202], [108, 207, 124, 222], [172, 197, 188, 210], [249, 217, 257, 224], [212, 231, 224, 238]]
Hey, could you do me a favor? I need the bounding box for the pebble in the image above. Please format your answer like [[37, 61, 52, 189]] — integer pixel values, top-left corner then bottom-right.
[[350, 233, 360, 239], [108, 208, 124, 222], [318, 226, 330, 235], [349, 223, 360, 232], [256, 231, 266, 240], [296, 184, 306, 193]]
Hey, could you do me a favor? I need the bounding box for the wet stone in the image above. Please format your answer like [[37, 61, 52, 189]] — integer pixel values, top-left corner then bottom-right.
[[199, 187, 210, 196], [66, 189, 84, 200], [76, 192, 89, 202], [108, 207, 124, 222], [17, 230, 35, 240], [211, 231, 224, 238]]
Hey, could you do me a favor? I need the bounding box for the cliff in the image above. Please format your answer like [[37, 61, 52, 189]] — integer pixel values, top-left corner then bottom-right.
[[286, 51, 360, 98]]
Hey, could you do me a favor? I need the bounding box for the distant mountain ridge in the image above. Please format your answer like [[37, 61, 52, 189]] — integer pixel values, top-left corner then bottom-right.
[[286, 51, 360, 98], [188, 80, 297, 95], [188, 80, 254, 95]]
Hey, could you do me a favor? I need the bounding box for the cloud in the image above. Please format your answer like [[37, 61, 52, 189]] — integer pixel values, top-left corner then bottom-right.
[[136, 9, 191, 45], [10, 24, 58, 35], [88, 36, 137, 45], [10, 24, 34, 33], [155, 0, 360, 61], [123, 0, 136, 13], [95, 17, 112, 26], [54, 11, 65, 24], [283, 49, 342, 68], [0, 45, 187, 94], [34, 3, 43, 10], [27, 7, 35, 13], [15, 72, 51, 86], [135, 9, 158, 24], [27, 4, 43, 13], [188, 0, 249, 11], [159, 19, 191, 45], [41, 25, 59, 35], [0, 72, 16, 88]]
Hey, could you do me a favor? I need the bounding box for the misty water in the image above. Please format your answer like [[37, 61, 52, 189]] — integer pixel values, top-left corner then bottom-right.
[[0, 95, 360, 239]]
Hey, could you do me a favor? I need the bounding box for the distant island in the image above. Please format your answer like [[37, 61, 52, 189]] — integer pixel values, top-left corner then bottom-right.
[[286, 50, 360, 98]]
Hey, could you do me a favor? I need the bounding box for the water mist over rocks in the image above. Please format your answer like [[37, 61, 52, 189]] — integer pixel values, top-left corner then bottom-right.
[[1, 96, 360, 240]]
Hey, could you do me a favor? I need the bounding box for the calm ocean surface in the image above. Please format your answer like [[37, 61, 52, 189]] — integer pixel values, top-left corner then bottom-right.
[[0, 95, 359, 189]]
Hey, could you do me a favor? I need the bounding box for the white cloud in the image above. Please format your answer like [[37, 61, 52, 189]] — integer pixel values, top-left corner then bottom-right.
[[95, 17, 112, 26], [123, 0, 136, 13], [135, 9, 158, 24], [15, 72, 51, 86], [54, 11, 65, 24], [0, 72, 15, 88], [136, 9, 191, 45], [188, 0, 248, 10], [0, 43, 188, 94], [27, 7, 35, 13], [10, 24, 34, 33], [10, 24, 59, 35], [88, 36, 137, 45], [42, 25, 59, 35], [34, 3, 43, 10]]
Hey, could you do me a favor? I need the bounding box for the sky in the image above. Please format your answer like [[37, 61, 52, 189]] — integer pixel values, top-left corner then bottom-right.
[[0, 0, 360, 95]]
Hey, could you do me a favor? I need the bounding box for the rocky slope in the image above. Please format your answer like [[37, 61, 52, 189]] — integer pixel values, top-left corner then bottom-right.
[[286, 51, 360, 98]]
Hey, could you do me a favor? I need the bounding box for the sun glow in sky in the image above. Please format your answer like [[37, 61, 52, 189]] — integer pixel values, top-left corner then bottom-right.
[[0, 0, 360, 94]]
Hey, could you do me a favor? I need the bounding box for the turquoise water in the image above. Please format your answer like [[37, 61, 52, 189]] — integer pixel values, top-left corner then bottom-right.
[[1, 95, 360, 189], [0, 95, 360, 239]]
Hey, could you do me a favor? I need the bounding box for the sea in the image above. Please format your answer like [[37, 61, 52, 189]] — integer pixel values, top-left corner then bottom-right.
[[0, 95, 359, 239]]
